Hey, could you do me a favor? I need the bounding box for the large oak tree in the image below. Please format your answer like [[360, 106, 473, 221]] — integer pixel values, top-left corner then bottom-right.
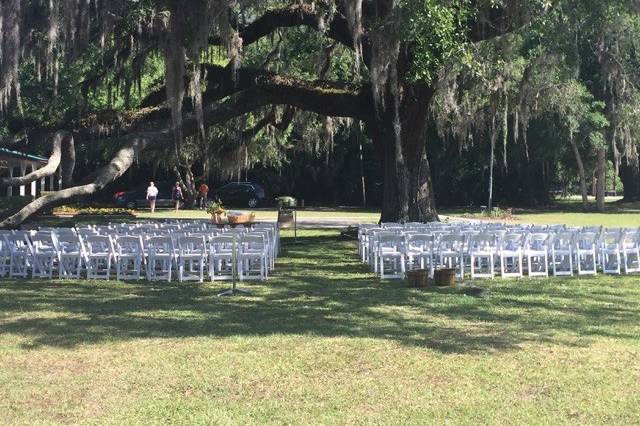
[[0, 1, 555, 227]]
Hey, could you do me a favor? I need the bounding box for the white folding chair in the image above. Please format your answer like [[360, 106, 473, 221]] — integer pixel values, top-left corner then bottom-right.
[[550, 232, 574, 276], [499, 233, 524, 278], [4, 232, 32, 278], [252, 229, 274, 270], [0, 232, 10, 277], [146, 236, 175, 282], [368, 230, 393, 274], [621, 230, 640, 274], [31, 231, 57, 279], [377, 234, 405, 280], [115, 236, 145, 280], [437, 234, 465, 279], [358, 225, 379, 263], [55, 233, 85, 279], [525, 233, 549, 277], [600, 230, 622, 275], [574, 232, 597, 275], [84, 235, 116, 280], [177, 236, 206, 282], [237, 234, 268, 281], [469, 234, 496, 279], [405, 234, 435, 278], [208, 235, 235, 281]]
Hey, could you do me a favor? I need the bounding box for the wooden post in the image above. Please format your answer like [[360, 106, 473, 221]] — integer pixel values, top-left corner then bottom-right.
[[7, 165, 13, 196], [19, 163, 26, 196], [30, 164, 37, 197]]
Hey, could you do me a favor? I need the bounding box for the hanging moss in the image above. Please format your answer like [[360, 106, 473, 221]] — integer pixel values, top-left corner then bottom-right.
[[0, 0, 21, 112], [342, 0, 363, 73]]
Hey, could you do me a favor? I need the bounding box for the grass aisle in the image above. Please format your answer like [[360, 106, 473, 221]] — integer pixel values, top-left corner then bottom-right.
[[0, 230, 639, 424]]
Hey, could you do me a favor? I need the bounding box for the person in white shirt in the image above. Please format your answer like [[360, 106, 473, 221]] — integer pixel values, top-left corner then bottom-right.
[[146, 181, 159, 213]]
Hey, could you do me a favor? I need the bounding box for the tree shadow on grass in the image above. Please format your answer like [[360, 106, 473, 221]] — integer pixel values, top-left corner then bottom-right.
[[0, 233, 639, 353]]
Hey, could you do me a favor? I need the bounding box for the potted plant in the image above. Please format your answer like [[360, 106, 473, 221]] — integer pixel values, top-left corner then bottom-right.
[[275, 196, 297, 209], [206, 201, 227, 224]]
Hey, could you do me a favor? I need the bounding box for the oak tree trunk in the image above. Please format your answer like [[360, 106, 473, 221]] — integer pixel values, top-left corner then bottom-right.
[[375, 83, 438, 223], [569, 132, 589, 209], [619, 160, 640, 201]]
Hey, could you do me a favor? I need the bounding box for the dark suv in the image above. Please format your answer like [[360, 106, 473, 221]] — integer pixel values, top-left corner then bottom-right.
[[212, 182, 266, 208]]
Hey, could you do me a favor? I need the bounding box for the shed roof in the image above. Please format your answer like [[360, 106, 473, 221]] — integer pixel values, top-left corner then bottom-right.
[[0, 147, 48, 163]]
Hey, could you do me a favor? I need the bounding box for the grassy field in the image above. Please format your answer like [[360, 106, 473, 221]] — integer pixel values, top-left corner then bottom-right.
[[135, 207, 381, 223], [130, 198, 640, 228], [443, 198, 640, 228], [1, 229, 639, 424]]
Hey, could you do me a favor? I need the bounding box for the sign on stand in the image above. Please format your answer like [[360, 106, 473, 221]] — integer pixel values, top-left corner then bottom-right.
[[277, 208, 297, 239]]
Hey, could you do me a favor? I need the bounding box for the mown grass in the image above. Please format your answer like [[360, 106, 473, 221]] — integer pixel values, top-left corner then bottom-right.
[[134, 207, 381, 223], [135, 201, 640, 228], [0, 229, 639, 424], [444, 197, 640, 228]]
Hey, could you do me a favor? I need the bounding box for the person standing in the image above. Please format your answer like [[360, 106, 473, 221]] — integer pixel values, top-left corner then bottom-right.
[[198, 182, 209, 209], [172, 181, 184, 213], [146, 181, 158, 213]]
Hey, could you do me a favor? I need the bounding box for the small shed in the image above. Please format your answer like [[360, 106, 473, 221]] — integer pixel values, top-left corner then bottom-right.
[[0, 148, 55, 197]]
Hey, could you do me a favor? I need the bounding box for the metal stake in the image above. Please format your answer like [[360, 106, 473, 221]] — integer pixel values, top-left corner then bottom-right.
[[217, 234, 250, 296]]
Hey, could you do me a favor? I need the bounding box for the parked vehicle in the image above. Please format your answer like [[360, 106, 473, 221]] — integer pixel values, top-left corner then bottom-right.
[[211, 182, 266, 208], [114, 183, 173, 209]]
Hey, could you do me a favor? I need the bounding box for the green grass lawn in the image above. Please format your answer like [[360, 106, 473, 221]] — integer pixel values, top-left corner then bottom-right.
[[443, 197, 640, 228], [503, 211, 640, 227], [135, 206, 381, 223], [1, 229, 639, 423]]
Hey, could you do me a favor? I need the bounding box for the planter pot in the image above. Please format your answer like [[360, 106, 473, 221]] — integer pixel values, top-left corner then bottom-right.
[[406, 269, 429, 287], [228, 213, 255, 224], [211, 213, 226, 224], [434, 268, 456, 287]]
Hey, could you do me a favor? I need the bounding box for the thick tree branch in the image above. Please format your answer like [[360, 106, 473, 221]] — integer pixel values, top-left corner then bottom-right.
[[1, 73, 370, 227], [0, 135, 150, 229], [73, 69, 370, 143], [0, 131, 73, 188], [209, 4, 354, 50]]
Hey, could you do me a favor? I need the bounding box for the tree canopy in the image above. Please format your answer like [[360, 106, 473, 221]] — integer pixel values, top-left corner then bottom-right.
[[1, 0, 639, 226]]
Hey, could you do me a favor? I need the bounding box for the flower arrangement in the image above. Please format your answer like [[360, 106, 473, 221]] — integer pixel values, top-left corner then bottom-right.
[[52, 206, 135, 216], [206, 201, 227, 224], [206, 201, 226, 216]]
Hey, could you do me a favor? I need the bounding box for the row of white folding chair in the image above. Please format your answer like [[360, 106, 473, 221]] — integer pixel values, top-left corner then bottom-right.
[[359, 223, 518, 263], [371, 231, 531, 280], [438, 232, 590, 279], [34, 231, 96, 279], [0, 230, 271, 283], [1, 232, 32, 278], [82, 232, 268, 283], [599, 229, 640, 274], [204, 234, 269, 282], [83, 219, 278, 241], [120, 232, 271, 282], [365, 229, 638, 280], [3, 231, 85, 279]]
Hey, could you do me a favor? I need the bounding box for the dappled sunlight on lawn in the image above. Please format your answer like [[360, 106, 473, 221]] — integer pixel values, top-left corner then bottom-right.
[[0, 230, 639, 423]]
